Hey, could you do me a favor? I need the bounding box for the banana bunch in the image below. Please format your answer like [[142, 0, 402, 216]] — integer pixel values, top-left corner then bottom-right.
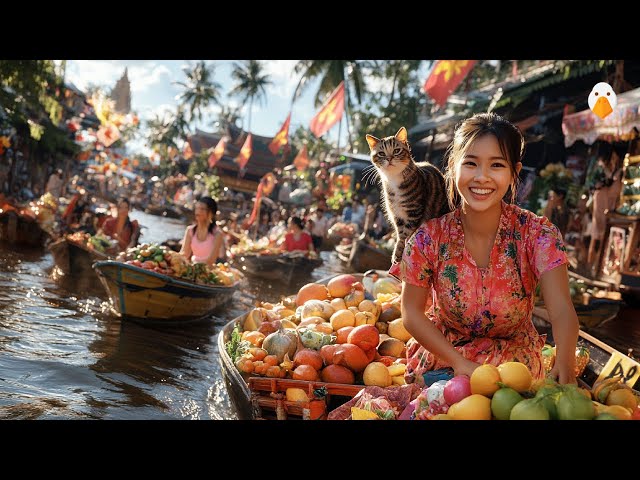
[[591, 375, 638, 410]]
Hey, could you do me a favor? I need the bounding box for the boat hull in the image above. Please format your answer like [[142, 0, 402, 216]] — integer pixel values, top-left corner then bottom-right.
[[49, 237, 109, 276], [94, 260, 237, 324], [336, 239, 391, 273], [233, 254, 323, 284]]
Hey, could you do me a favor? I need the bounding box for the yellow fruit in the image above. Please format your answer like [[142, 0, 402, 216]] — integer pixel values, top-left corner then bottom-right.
[[387, 363, 407, 377], [330, 298, 347, 311], [392, 376, 407, 385], [470, 364, 501, 397], [604, 404, 633, 420], [497, 362, 532, 393], [606, 388, 638, 410], [387, 318, 412, 342], [448, 394, 492, 420], [363, 362, 392, 387], [329, 309, 356, 331], [351, 407, 379, 420], [286, 388, 309, 403]]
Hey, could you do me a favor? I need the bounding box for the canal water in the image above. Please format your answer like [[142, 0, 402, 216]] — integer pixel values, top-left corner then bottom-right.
[[0, 210, 346, 419]]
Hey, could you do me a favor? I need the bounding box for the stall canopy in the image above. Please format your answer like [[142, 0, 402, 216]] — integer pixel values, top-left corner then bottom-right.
[[562, 86, 640, 147]]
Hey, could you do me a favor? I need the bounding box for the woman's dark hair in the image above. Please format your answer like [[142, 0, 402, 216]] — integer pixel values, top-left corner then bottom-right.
[[117, 197, 133, 232], [290, 216, 304, 230], [444, 113, 525, 210], [194, 196, 218, 234]]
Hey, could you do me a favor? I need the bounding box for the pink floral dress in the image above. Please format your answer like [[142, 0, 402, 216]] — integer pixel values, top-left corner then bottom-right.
[[389, 202, 568, 386]]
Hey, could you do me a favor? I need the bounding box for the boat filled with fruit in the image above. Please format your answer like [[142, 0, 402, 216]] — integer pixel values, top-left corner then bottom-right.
[[229, 237, 322, 284], [49, 232, 111, 276], [220, 271, 640, 420], [94, 242, 243, 324]]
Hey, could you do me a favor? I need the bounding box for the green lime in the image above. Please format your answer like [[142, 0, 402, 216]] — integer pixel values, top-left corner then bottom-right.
[[491, 387, 524, 420]]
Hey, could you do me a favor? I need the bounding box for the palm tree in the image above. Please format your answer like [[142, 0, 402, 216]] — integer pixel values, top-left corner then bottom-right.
[[215, 105, 241, 132], [228, 60, 273, 133], [292, 60, 365, 107], [174, 61, 222, 124], [146, 107, 189, 150]]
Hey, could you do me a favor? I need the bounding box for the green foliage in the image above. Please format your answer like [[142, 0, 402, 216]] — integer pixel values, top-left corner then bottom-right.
[[174, 61, 222, 123], [326, 189, 352, 211], [200, 172, 222, 199], [187, 150, 209, 179]]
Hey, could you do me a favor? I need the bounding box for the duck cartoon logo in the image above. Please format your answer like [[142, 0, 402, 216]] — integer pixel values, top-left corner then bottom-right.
[[588, 82, 617, 120]]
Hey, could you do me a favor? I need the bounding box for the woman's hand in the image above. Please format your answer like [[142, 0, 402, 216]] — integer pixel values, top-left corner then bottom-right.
[[547, 362, 577, 385], [452, 357, 481, 378]]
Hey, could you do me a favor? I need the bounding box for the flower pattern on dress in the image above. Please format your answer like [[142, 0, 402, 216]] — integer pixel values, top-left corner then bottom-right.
[[394, 202, 568, 387]]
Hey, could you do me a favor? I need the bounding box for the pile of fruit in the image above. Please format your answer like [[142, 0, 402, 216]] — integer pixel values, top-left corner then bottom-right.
[[67, 232, 113, 253], [116, 242, 243, 286], [226, 274, 412, 387], [412, 362, 639, 420], [328, 222, 358, 239], [229, 237, 281, 257]]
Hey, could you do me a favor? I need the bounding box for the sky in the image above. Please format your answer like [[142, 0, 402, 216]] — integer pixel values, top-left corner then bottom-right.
[[65, 60, 432, 157]]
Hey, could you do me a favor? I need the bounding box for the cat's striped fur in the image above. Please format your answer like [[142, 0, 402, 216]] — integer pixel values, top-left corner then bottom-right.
[[366, 127, 449, 265]]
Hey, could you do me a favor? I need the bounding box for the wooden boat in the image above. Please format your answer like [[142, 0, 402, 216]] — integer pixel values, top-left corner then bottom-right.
[[221, 271, 639, 420], [93, 260, 239, 324], [144, 204, 184, 220], [232, 253, 323, 285], [0, 207, 50, 248], [48, 236, 109, 276], [335, 238, 391, 273]]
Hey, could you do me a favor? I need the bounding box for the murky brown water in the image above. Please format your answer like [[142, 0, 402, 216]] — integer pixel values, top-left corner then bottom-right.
[[0, 211, 347, 419]]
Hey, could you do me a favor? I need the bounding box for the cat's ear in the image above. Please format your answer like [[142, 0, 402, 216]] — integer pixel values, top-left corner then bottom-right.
[[395, 127, 408, 143], [365, 134, 380, 150]]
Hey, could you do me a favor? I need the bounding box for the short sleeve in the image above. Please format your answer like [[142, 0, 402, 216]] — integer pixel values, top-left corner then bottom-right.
[[390, 224, 437, 288], [526, 215, 568, 280]]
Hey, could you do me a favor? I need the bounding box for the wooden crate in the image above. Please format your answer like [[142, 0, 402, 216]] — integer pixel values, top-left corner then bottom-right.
[[248, 377, 364, 420]]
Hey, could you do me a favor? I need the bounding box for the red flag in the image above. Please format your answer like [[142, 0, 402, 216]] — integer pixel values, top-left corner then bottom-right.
[[423, 60, 477, 106], [183, 142, 193, 160], [208, 137, 227, 168], [310, 81, 345, 138], [235, 133, 253, 171], [268, 112, 291, 155], [246, 181, 264, 228], [293, 145, 310, 171]]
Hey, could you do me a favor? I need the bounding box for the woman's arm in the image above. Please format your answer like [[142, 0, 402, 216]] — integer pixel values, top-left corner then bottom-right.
[[401, 282, 479, 377], [539, 264, 579, 384], [179, 227, 193, 259], [204, 231, 224, 266]]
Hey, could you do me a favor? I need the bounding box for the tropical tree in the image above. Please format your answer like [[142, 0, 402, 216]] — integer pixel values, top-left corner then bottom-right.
[[349, 60, 429, 153], [215, 105, 241, 132], [174, 61, 222, 124], [146, 107, 189, 151], [292, 60, 365, 107], [228, 60, 273, 133]]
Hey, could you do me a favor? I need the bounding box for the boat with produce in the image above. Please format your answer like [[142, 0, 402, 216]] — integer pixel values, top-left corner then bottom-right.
[[94, 243, 243, 324], [220, 271, 640, 420], [48, 232, 111, 276], [233, 252, 323, 284], [335, 237, 392, 272], [0, 194, 56, 247]]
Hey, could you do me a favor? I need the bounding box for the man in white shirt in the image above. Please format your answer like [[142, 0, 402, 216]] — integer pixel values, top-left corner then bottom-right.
[[309, 207, 329, 250]]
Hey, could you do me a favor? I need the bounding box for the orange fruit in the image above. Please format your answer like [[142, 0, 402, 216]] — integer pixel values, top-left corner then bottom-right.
[[606, 388, 638, 410], [363, 362, 392, 387], [470, 364, 501, 397], [497, 362, 533, 393]]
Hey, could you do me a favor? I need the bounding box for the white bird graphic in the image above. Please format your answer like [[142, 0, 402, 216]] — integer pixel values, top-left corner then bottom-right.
[[588, 82, 617, 120]]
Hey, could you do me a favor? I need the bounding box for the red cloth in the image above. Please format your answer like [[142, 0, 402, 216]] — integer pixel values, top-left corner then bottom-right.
[[310, 82, 345, 138], [101, 216, 139, 251], [283, 232, 313, 252]]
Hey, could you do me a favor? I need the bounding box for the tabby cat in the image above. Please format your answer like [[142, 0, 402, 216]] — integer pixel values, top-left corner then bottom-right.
[[366, 127, 449, 265]]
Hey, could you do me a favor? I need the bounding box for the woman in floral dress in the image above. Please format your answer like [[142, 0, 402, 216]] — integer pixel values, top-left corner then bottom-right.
[[391, 113, 579, 387]]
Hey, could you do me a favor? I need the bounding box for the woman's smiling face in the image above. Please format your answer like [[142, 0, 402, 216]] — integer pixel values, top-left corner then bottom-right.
[[455, 134, 521, 213]]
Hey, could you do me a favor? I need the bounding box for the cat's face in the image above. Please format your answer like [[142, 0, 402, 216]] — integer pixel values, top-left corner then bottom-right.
[[366, 127, 412, 178]]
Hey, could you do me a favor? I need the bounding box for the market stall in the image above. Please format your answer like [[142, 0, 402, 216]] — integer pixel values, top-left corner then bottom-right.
[[562, 87, 640, 298]]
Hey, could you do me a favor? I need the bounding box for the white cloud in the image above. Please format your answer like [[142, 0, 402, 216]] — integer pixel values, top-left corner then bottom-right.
[[65, 60, 123, 91], [127, 63, 173, 94], [263, 60, 299, 100]]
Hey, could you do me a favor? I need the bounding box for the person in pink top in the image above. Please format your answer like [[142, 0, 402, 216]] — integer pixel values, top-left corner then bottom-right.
[[392, 113, 579, 387], [179, 196, 225, 266]]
